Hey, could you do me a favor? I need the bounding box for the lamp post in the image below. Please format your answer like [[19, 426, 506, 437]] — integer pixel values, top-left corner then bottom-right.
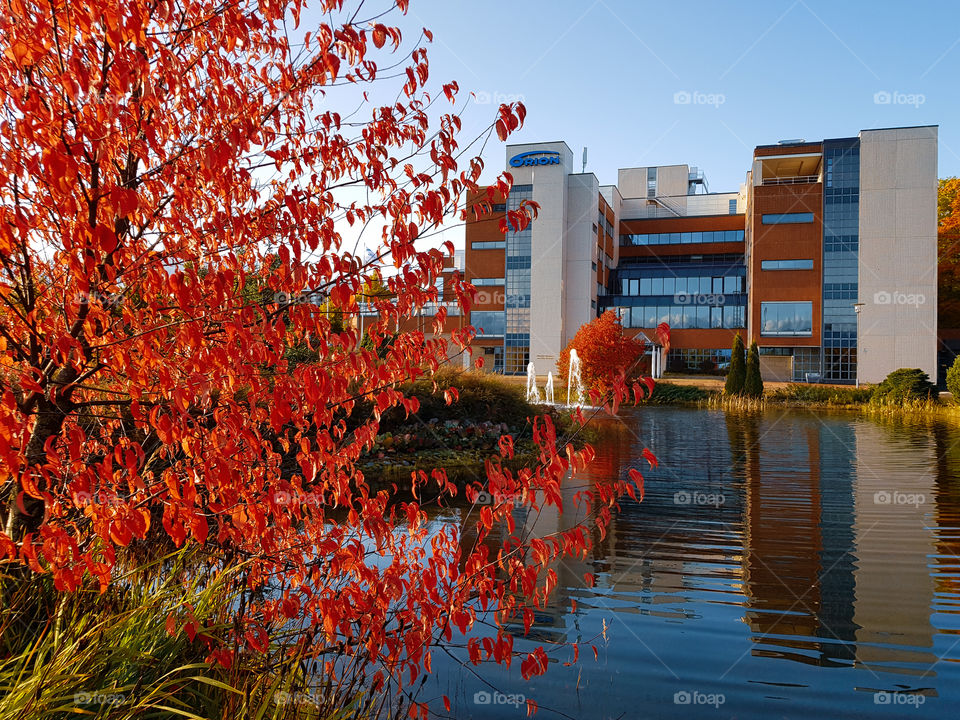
[[853, 303, 865, 388]]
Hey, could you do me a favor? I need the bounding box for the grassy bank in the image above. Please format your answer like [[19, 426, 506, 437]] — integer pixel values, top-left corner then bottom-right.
[[0, 550, 379, 720], [640, 378, 960, 422]]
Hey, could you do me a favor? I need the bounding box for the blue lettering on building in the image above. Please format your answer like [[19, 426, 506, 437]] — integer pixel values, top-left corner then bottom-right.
[[509, 150, 561, 168]]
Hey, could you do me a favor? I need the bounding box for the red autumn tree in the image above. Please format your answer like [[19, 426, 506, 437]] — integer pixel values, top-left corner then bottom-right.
[[558, 311, 669, 394], [939, 178, 960, 328], [0, 0, 657, 716]]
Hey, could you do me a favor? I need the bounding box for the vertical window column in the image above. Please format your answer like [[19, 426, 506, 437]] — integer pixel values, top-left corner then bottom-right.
[[504, 186, 532, 375], [822, 139, 860, 383]]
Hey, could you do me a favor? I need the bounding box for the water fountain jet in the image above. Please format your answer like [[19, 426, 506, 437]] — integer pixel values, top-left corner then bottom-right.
[[525, 362, 541, 403], [567, 349, 586, 408]]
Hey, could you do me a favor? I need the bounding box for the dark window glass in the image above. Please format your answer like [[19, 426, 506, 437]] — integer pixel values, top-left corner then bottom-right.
[[761, 212, 815, 224]]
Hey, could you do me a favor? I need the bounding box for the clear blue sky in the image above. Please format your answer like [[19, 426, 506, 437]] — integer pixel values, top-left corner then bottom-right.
[[404, 0, 958, 192]]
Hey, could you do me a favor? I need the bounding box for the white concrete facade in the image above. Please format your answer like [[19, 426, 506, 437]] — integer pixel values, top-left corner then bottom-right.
[[857, 126, 938, 384], [505, 142, 576, 372], [563, 173, 601, 352]]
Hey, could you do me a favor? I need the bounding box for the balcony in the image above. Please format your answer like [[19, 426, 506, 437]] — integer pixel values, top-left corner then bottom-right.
[[761, 175, 820, 186], [755, 153, 823, 188]]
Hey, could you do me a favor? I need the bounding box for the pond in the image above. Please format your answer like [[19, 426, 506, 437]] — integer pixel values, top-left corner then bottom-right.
[[420, 406, 960, 719]]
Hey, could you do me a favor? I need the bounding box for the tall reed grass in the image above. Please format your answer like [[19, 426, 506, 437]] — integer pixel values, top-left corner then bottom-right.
[[0, 549, 386, 720]]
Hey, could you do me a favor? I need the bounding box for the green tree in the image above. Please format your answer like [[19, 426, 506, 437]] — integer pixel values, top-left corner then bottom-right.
[[946, 355, 960, 402], [744, 341, 764, 397], [871, 368, 937, 405], [725, 333, 746, 395]]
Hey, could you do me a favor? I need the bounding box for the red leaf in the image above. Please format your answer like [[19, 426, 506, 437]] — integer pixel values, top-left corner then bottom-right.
[[642, 448, 658, 468]]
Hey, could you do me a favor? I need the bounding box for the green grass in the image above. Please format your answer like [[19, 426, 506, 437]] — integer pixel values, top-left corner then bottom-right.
[[766, 383, 874, 406], [0, 549, 379, 720], [643, 382, 714, 405]]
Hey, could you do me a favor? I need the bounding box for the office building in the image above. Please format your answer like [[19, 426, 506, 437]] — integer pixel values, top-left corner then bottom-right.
[[463, 126, 938, 384]]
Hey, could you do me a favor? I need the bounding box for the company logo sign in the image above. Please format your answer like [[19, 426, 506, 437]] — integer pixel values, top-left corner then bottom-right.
[[509, 150, 561, 168]]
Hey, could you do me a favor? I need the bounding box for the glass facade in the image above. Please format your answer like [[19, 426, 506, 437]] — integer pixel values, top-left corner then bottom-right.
[[760, 302, 814, 336], [822, 138, 860, 382], [504, 185, 533, 374], [471, 311, 504, 337], [618, 304, 744, 330], [667, 348, 732, 374], [620, 229, 744, 246], [603, 256, 746, 330]]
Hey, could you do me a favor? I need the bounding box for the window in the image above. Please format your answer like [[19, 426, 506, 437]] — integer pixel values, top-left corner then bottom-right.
[[619, 230, 744, 246], [472, 277, 505, 286], [761, 259, 815, 271], [471, 241, 505, 250], [761, 212, 814, 224], [729, 199, 737, 214], [471, 311, 505, 337], [723, 305, 745, 328], [492, 203, 506, 212], [647, 167, 657, 198], [710, 306, 723, 328], [760, 302, 813, 336]]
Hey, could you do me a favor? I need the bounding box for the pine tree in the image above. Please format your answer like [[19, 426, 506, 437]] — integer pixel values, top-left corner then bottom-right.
[[725, 333, 746, 395], [744, 341, 764, 397]]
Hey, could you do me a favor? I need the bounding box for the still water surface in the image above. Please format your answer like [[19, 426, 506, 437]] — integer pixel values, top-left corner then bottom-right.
[[421, 406, 960, 719]]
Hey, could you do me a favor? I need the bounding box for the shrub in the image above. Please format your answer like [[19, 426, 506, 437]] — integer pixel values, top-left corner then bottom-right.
[[743, 341, 763, 397], [870, 368, 937, 405], [947, 355, 960, 402], [724, 333, 746, 395]]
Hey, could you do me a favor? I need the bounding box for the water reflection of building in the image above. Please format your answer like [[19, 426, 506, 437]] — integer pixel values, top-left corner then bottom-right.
[[851, 420, 937, 674], [932, 422, 960, 604], [737, 411, 938, 674], [738, 412, 831, 664]]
